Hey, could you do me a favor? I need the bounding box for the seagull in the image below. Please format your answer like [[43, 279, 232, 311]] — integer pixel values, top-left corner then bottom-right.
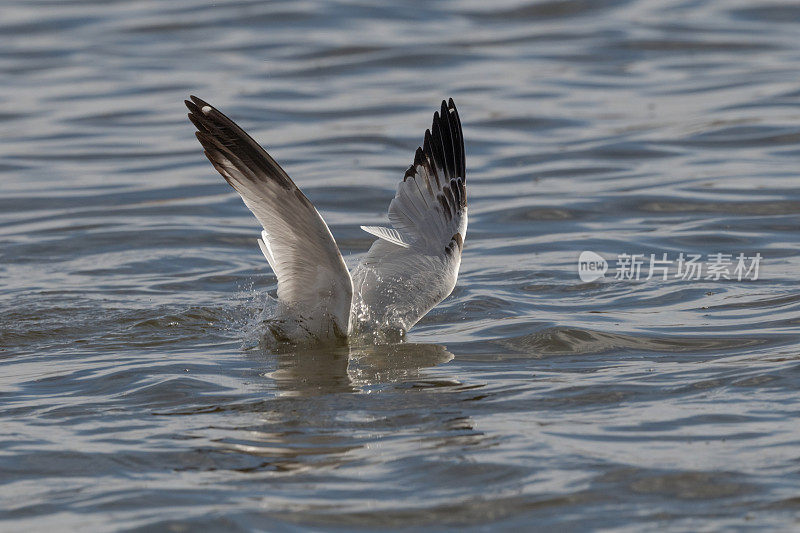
[[185, 96, 467, 343]]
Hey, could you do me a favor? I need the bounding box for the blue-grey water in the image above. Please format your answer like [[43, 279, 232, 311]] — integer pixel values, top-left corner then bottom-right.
[[2, 0, 800, 530]]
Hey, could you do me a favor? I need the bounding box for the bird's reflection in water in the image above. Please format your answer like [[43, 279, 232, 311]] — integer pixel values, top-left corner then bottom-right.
[[216, 341, 483, 476], [265, 341, 455, 397]]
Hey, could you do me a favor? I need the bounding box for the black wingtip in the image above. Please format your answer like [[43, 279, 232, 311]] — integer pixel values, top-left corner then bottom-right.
[[406, 97, 466, 210], [189, 94, 209, 107], [185, 95, 214, 117], [187, 111, 206, 132]]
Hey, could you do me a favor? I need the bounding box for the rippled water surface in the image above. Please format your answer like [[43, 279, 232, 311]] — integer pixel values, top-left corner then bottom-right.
[[2, 0, 800, 530]]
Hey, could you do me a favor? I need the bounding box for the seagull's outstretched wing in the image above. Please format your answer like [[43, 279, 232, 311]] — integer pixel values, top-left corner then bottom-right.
[[361, 98, 466, 255], [185, 95, 352, 339], [352, 99, 467, 335]]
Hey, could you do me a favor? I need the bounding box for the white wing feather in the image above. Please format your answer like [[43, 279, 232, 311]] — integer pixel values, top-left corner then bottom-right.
[[359, 225, 411, 248], [352, 99, 467, 334], [186, 96, 352, 339]]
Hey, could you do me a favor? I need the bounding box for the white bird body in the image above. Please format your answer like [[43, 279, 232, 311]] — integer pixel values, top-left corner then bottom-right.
[[350, 232, 463, 336], [186, 96, 467, 343]]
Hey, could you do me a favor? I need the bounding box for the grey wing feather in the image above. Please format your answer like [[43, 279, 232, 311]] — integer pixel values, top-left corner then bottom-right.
[[352, 99, 467, 334], [185, 95, 352, 337], [385, 98, 467, 255]]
